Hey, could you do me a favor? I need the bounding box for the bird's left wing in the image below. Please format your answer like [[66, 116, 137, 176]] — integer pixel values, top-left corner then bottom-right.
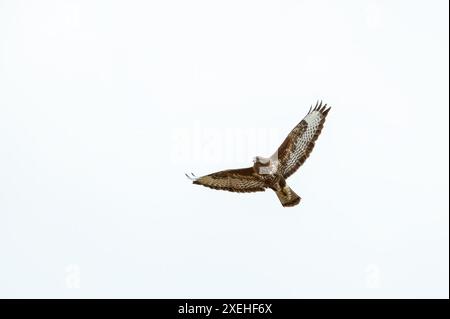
[[189, 167, 267, 193], [274, 101, 331, 178]]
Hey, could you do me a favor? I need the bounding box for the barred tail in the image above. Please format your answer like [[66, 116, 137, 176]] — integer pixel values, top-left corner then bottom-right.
[[275, 186, 301, 207]]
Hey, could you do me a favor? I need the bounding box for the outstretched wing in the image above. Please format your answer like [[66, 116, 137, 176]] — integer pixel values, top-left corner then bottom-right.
[[190, 167, 267, 193], [274, 101, 331, 178]]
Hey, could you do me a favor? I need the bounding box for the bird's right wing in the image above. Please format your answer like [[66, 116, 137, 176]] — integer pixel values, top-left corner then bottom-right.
[[274, 101, 331, 178], [189, 167, 267, 193]]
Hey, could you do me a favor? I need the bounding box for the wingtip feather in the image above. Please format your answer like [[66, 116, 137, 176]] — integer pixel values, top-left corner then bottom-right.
[[311, 100, 331, 115], [185, 172, 198, 181]]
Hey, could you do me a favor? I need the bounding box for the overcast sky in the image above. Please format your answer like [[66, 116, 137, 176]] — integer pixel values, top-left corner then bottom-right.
[[0, 0, 448, 298]]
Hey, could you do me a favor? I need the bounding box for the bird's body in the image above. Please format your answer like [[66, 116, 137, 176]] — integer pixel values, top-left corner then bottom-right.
[[187, 101, 331, 207]]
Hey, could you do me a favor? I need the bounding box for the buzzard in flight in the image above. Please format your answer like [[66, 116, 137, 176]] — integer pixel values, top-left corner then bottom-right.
[[186, 101, 331, 207]]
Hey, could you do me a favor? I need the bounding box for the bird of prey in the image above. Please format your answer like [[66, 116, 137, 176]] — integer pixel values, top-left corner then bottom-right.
[[186, 101, 331, 207]]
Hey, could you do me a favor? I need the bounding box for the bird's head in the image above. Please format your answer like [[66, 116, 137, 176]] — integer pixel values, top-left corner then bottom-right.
[[253, 156, 273, 175], [253, 156, 270, 165]]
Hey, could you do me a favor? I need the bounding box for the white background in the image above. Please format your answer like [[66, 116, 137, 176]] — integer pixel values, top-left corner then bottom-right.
[[0, 0, 448, 298]]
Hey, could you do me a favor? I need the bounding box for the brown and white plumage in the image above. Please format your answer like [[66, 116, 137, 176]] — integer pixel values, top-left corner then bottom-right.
[[188, 101, 331, 207], [275, 101, 330, 178], [188, 168, 266, 193]]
